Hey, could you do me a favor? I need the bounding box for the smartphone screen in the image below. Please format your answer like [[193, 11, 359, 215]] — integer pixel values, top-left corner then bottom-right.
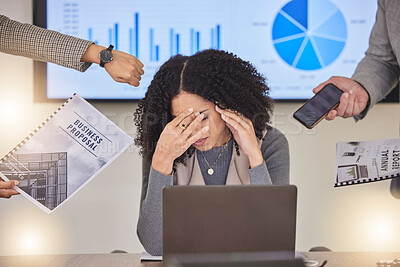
[[293, 83, 343, 129]]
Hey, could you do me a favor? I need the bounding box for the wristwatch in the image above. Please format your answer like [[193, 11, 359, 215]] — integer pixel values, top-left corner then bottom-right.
[[99, 45, 114, 67]]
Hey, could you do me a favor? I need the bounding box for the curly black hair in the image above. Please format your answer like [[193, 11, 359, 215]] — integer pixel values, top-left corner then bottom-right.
[[134, 49, 274, 165]]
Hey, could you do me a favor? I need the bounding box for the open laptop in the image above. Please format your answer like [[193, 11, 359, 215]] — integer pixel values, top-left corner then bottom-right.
[[162, 185, 297, 259]]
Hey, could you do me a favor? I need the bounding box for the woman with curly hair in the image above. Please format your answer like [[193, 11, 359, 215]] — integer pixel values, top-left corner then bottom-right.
[[134, 49, 289, 255]]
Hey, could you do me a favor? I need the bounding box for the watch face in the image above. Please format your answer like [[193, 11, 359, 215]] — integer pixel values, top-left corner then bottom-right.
[[100, 49, 113, 63]]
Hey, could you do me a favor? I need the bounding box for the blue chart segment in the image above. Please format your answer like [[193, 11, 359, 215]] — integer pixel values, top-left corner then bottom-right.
[[272, 0, 347, 71]]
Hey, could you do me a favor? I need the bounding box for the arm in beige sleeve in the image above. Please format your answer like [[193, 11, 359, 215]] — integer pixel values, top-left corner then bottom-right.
[[0, 14, 93, 72]]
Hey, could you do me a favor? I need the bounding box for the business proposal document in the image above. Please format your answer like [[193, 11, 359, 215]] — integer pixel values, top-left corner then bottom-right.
[[0, 94, 133, 213]]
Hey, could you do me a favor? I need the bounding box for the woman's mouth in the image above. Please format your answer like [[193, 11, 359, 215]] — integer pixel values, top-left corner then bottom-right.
[[194, 138, 208, 146]]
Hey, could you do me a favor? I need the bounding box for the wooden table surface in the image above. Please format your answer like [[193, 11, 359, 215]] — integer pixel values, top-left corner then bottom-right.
[[0, 254, 159, 267], [1, 252, 399, 267], [303, 252, 400, 267]]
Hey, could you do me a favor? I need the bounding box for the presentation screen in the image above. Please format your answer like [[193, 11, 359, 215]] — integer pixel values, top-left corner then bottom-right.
[[39, 0, 378, 100]]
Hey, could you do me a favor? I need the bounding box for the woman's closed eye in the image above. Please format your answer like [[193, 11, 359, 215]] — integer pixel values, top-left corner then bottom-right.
[[202, 116, 208, 121]]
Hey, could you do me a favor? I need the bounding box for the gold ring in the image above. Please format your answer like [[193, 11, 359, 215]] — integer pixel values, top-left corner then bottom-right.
[[179, 123, 186, 130]]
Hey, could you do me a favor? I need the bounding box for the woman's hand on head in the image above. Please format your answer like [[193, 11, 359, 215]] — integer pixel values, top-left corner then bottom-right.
[[215, 106, 264, 168], [0, 178, 20, 198], [152, 108, 209, 175]]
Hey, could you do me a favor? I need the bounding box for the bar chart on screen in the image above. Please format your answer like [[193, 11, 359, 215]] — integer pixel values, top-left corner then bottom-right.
[[46, 0, 229, 99], [45, 0, 377, 100], [85, 13, 221, 61]]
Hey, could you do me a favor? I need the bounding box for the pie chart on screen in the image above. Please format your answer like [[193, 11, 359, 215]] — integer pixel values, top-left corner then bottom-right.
[[272, 0, 347, 71]]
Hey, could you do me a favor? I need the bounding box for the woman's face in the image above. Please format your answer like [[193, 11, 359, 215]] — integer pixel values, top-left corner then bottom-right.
[[171, 92, 231, 151]]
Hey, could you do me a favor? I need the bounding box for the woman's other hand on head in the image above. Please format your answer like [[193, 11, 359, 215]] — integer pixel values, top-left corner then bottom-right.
[[215, 106, 263, 168]]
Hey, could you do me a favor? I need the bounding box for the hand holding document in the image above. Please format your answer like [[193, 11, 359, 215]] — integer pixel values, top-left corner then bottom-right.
[[0, 94, 133, 213], [0, 178, 19, 198]]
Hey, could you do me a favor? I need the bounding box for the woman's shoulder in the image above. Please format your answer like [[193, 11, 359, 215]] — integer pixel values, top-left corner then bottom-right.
[[260, 126, 289, 152], [263, 126, 287, 142]]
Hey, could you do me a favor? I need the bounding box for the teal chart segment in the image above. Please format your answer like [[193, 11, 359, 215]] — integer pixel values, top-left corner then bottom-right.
[[272, 0, 347, 71]]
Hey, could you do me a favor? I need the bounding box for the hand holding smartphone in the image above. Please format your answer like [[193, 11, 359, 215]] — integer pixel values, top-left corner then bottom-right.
[[293, 83, 343, 129]]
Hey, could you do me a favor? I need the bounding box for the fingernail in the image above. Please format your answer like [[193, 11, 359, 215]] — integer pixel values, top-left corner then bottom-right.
[[349, 90, 353, 95], [221, 114, 226, 119], [344, 93, 349, 99], [215, 105, 220, 110], [194, 111, 200, 116], [204, 126, 209, 131], [188, 107, 193, 112], [14, 181, 19, 186], [199, 113, 204, 119]]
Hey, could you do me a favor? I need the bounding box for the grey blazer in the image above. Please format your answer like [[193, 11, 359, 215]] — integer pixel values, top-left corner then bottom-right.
[[352, 0, 400, 116], [351, 0, 400, 197]]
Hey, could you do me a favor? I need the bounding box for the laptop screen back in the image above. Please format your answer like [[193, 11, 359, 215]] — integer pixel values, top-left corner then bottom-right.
[[163, 185, 297, 256]]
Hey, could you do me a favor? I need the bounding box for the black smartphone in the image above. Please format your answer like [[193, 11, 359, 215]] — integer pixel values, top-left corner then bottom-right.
[[293, 83, 343, 129]]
